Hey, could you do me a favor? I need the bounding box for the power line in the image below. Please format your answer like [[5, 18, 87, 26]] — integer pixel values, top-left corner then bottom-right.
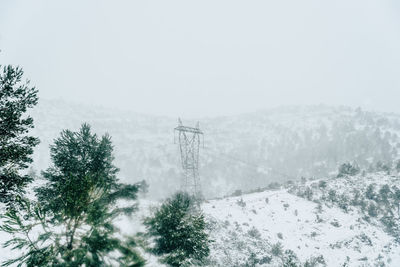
[[172, 122, 298, 197], [201, 146, 296, 180]]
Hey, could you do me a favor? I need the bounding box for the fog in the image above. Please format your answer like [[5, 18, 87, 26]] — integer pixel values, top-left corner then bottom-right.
[[3, 2, 400, 265], [1, 0, 400, 118]]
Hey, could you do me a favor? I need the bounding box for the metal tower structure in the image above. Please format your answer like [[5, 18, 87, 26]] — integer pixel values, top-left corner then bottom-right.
[[174, 118, 203, 197]]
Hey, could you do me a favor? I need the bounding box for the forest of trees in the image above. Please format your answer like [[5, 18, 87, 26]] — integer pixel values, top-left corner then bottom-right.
[[0, 65, 210, 266]]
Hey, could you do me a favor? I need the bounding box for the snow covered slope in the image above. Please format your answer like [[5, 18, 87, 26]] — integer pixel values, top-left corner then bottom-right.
[[1, 173, 399, 266], [203, 173, 400, 266]]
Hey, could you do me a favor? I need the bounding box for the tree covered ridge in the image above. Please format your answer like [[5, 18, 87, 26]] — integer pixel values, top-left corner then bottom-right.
[[291, 165, 400, 243]]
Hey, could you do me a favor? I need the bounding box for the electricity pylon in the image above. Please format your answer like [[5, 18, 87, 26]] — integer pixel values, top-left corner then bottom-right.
[[174, 118, 203, 198]]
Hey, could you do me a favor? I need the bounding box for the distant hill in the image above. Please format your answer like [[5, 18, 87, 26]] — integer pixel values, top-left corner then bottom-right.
[[29, 100, 400, 198]]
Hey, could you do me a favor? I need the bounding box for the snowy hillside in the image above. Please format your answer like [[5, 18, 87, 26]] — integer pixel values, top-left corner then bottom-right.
[[203, 172, 400, 266], [2, 172, 400, 266], [29, 100, 400, 199]]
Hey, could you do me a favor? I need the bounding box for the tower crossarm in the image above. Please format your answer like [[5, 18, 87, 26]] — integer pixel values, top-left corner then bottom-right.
[[174, 125, 203, 135]]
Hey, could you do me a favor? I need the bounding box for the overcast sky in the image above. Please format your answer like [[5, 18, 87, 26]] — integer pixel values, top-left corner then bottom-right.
[[1, 0, 400, 117]]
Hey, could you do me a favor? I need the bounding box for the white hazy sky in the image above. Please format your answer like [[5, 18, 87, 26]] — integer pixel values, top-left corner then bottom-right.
[[1, 0, 400, 117]]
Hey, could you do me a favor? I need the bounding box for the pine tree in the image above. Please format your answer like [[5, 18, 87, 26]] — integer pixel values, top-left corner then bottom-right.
[[282, 250, 300, 267], [145, 192, 211, 267], [337, 162, 360, 178], [0, 65, 39, 204], [0, 124, 145, 266]]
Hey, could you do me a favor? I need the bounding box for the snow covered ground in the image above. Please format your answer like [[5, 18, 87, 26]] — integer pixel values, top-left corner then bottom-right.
[[1, 174, 400, 266], [203, 174, 400, 266]]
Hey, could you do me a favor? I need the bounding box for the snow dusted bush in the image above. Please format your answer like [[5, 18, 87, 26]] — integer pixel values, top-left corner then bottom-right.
[[367, 203, 378, 217], [247, 227, 261, 239], [327, 189, 337, 202], [232, 189, 242, 197], [271, 242, 283, 256], [365, 184, 376, 200], [244, 252, 272, 267], [337, 162, 360, 178], [303, 255, 326, 267], [337, 194, 350, 212], [282, 249, 300, 267], [294, 186, 313, 201], [236, 198, 246, 207], [318, 180, 327, 189]]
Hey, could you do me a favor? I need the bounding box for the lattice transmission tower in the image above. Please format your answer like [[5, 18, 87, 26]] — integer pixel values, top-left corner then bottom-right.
[[174, 118, 203, 197]]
